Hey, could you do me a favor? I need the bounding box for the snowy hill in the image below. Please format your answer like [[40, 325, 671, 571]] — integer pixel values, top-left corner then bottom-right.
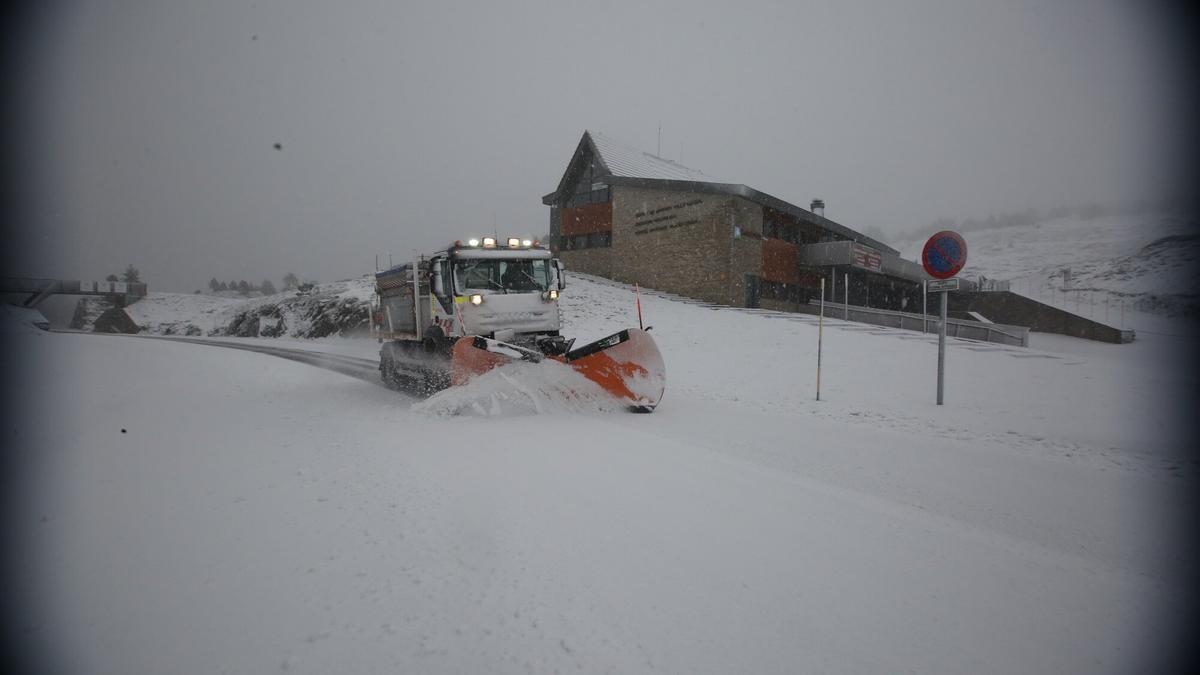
[[125, 279, 372, 337], [897, 210, 1198, 317]]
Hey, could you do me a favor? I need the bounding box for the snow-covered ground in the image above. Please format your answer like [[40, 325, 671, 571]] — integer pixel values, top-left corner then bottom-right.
[[124, 278, 373, 337], [5, 265, 1194, 673]]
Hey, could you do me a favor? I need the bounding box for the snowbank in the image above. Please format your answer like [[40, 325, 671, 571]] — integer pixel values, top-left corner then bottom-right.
[[1, 303, 50, 333], [125, 278, 372, 338]]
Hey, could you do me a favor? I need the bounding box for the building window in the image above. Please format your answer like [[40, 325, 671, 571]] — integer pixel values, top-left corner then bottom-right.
[[561, 156, 611, 208], [764, 211, 800, 243], [548, 207, 561, 249], [565, 186, 610, 208], [563, 231, 611, 251], [758, 280, 807, 304]]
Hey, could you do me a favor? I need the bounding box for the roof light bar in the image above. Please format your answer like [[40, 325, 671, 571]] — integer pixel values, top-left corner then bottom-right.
[[482, 237, 496, 248], [507, 237, 520, 248]]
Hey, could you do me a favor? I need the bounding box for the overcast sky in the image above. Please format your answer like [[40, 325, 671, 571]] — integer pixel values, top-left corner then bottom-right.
[[4, 0, 1193, 292]]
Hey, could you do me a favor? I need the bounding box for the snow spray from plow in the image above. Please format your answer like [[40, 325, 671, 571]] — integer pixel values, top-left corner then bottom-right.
[[449, 328, 666, 412]]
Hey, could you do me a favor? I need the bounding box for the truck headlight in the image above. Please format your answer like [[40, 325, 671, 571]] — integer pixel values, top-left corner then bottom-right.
[[544, 289, 559, 301], [470, 294, 483, 305]]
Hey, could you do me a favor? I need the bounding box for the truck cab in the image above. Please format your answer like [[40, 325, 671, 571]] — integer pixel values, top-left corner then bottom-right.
[[372, 237, 566, 352], [430, 243, 564, 342]]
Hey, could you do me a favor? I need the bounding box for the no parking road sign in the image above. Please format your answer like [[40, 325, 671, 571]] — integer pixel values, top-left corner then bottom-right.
[[922, 230, 968, 280], [921, 230, 968, 405]]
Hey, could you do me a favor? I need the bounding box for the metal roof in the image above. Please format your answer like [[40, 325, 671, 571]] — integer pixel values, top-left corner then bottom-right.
[[588, 131, 717, 182]]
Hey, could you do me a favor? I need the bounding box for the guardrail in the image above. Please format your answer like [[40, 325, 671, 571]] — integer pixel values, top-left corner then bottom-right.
[[973, 278, 1011, 292], [0, 277, 147, 297], [799, 300, 1030, 347], [75, 280, 148, 296]]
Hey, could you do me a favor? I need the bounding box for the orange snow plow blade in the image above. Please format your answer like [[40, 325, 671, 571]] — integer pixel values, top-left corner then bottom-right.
[[560, 328, 665, 411], [450, 336, 544, 386], [449, 328, 666, 411]]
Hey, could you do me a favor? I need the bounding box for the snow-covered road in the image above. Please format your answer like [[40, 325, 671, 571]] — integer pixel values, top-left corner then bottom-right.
[[5, 280, 1194, 673], [126, 334, 383, 383]]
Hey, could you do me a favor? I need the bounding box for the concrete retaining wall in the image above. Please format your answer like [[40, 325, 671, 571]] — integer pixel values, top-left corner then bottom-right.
[[949, 291, 1134, 343]]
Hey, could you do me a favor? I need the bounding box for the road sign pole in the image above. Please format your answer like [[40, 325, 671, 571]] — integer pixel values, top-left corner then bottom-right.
[[817, 278, 824, 402], [921, 230, 966, 407], [937, 290, 947, 405], [844, 273, 849, 320]]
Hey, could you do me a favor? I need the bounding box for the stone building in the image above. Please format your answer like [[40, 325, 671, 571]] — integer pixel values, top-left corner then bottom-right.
[[543, 130, 928, 312]]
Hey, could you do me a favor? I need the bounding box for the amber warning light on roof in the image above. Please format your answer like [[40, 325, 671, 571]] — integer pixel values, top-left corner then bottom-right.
[[453, 237, 541, 250]]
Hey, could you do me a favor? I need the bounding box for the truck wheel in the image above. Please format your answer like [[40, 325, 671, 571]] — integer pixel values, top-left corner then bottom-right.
[[380, 351, 399, 390]]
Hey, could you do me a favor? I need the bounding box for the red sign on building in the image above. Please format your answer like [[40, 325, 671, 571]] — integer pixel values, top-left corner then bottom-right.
[[851, 243, 882, 272]]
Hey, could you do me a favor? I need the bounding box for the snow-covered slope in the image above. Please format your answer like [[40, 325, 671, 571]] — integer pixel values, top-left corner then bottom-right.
[[0, 304, 49, 331], [6, 266, 1195, 673], [898, 211, 1198, 317], [126, 278, 372, 337]]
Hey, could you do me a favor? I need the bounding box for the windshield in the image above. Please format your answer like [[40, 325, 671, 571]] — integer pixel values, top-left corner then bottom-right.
[[453, 259, 551, 293]]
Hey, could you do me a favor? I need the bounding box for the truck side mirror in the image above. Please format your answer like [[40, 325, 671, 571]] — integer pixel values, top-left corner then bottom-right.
[[552, 258, 566, 290], [431, 269, 445, 297]]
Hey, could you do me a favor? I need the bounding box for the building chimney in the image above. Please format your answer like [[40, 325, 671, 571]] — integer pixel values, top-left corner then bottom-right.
[[811, 199, 825, 217]]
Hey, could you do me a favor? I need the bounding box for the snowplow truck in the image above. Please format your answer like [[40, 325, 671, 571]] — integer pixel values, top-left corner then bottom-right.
[[370, 237, 665, 411]]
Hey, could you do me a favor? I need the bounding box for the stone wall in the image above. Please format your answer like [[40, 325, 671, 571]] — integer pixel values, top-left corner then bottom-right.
[[609, 186, 727, 304], [609, 186, 768, 306], [721, 197, 764, 306], [559, 248, 613, 278], [549, 185, 774, 307]]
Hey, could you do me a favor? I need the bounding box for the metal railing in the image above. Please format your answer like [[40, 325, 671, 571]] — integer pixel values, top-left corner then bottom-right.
[[801, 300, 1030, 347], [973, 278, 1010, 292], [0, 277, 147, 297]]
